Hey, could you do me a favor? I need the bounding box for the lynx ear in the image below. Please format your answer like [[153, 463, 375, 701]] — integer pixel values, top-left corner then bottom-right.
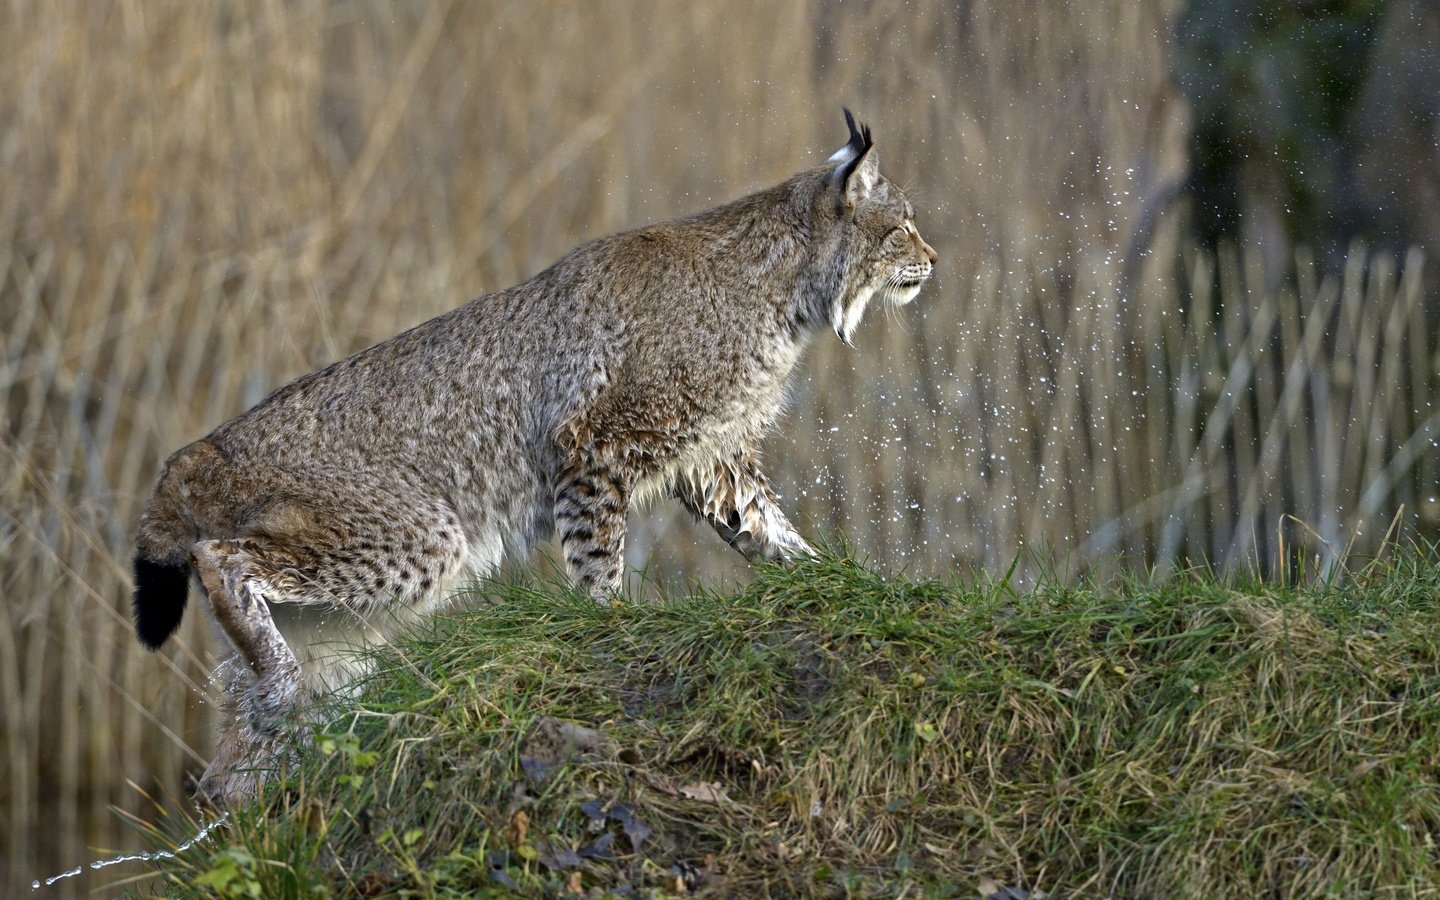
[[828, 108, 878, 208]]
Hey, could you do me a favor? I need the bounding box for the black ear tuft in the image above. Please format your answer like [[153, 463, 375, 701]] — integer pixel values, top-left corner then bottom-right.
[[836, 107, 874, 186], [842, 108, 873, 155]]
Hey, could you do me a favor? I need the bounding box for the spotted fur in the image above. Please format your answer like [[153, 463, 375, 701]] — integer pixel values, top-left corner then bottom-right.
[[132, 110, 936, 805]]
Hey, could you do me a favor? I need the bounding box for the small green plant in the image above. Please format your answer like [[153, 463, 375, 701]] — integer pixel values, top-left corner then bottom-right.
[[316, 729, 381, 789], [191, 849, 262, 899]]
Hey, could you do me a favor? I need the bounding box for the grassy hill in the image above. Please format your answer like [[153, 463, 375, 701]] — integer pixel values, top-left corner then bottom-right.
[[145, 550, 1440, 897]]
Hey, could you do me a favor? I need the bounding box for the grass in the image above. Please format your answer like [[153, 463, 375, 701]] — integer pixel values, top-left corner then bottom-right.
[[4, 2, 1435, 893], [143, 549, 1440, 898]]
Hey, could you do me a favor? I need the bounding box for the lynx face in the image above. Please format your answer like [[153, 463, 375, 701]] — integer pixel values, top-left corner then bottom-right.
[[821, 112, 937, 345]]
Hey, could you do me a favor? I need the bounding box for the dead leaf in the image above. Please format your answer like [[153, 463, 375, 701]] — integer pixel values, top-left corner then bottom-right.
[[646, 774, 683, 797], [519, 756, 553, 786], [610, 803, 652, 854], [506, 809, 529, 847], [578, 832, 614, 860], [978, 879, 1034, 900], [577, 798, 653, 854], [489, 869, 520, 891], [520, 718, 616, 787], [1350, 757, 1382, 778], [679, 781, 730, 804], [580, 797, 609, 821], [536, 836, 581, 872]]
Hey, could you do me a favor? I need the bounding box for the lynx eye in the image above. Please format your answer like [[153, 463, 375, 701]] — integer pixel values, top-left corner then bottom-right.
[[887, 221, 915, 242]]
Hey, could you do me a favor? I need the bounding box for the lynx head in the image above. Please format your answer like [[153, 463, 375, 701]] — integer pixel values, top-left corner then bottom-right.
[[814, 109, 937, 345]]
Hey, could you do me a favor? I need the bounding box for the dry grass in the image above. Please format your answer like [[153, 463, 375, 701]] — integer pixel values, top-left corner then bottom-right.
[[148, 550, 1440, 897], [2, 1, 1434, 895]]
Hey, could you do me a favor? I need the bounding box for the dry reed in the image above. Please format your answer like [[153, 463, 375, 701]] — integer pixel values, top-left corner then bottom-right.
[[1, 1, 1432, 894]]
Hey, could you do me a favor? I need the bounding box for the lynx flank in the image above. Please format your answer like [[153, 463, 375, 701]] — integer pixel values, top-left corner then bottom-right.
[[133, 110, 936, 805]]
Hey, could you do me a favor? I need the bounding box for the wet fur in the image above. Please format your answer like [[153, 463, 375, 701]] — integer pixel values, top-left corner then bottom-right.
[[132, 110, 937, 805]]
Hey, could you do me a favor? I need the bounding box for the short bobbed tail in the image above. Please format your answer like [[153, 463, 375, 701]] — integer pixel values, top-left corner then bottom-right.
[[133, 555, 190, 650]]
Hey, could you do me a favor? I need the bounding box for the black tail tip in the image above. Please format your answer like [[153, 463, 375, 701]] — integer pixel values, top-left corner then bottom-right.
[[133, 556, 190, 650]]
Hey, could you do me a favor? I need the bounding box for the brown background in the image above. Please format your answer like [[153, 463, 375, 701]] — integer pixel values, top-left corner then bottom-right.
[[3, 1, 1434, 894]]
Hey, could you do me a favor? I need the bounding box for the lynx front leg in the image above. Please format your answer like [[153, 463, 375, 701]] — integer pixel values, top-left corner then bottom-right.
[[674, 450, 815, 563], [554, 458, 635, 599]]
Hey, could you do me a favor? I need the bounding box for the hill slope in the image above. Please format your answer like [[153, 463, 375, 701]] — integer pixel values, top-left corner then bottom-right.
[[150, 552, 1440, 897]]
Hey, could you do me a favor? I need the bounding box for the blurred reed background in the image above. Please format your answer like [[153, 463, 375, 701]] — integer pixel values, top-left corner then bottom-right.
[[2, 0, 1434, 893]]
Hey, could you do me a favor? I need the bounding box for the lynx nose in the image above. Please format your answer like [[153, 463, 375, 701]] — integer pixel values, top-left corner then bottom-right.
[[921, 238, 937, 265]]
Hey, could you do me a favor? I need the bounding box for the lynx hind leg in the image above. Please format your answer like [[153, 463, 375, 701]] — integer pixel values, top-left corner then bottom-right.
[[193, 660, 287, 809], [191, 498, 469, 730], [674, 451, 815, 563], [554, 456, 636, 599], [192, 540, 305, 734]]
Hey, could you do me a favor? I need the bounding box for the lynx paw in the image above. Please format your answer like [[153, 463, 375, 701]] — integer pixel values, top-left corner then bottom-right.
[[772, 531, 816, 563]]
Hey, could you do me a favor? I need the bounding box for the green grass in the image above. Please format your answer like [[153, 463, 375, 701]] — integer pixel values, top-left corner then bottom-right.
[[146, 550, 1440, 898]]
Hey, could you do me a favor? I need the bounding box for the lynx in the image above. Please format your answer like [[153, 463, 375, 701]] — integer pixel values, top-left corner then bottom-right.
[[133, 110, 936, 805]]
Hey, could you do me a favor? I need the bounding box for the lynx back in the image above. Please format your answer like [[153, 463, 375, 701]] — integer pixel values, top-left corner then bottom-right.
[[132, 109, 936, 805]]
